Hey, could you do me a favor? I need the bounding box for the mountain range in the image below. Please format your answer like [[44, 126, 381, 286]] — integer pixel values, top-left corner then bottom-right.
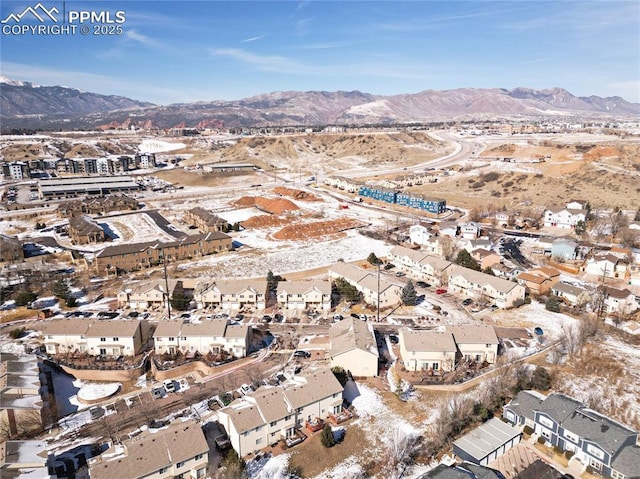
[[1, 76, 638, 131]]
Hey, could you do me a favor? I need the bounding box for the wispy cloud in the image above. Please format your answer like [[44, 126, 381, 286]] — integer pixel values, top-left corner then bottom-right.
[[242, 34, 267, 43], [211, 48, 314, 74], [296, 41, 350, 50], [125, 29, 162, 48]]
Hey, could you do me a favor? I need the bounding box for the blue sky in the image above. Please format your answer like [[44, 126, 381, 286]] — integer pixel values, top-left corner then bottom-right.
[[1, 1, 639, 104]]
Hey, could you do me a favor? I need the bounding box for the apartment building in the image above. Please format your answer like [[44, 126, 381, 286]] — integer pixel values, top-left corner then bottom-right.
[[193, 280, 267, 311], [447, 266, 526, 309], [277, 280, 331, 311]]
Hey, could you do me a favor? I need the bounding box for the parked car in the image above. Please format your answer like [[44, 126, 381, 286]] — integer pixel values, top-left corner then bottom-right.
[[180, 312, 191, 319], [490, 304, 499, 311], [89, 406, 105, 420], [128, 311, 139, 318], [274, 313, 284, 322], [350, 312, 360, 319], [151, 386, 165, 399], [534, 327, 544, 335], [435, 289, 447, 295], [462, 298, 474, 306], [261, 315, 272, 323], [389, 334, 399, 344], [333, 314, 343, 322], [416, 281, 430, 288], [293, 350, 311, 358], [395, 271, 406, 277], [234, 314, 244, 321]]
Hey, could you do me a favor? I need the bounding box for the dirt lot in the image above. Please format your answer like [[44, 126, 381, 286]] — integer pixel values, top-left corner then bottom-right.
[[409, 140, 640, 210], [272, 218, 367, 241]]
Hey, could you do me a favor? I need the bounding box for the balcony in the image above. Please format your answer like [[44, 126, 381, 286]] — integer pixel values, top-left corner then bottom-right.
[[304, 417, 324, 433], [329, 406, 353, 424]]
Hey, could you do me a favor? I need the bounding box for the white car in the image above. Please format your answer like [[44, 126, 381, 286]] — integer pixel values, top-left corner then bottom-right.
[[163, 379, 175, 393], [238, 383, 254, 396]]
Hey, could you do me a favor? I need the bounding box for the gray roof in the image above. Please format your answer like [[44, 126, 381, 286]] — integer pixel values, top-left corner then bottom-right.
[[552, 282, 589, 297], [220, 403, 264, 434], [535, 393, 584, 423], [453, 418, 521, 462], [562, 408, 636, 456], [447, 325, 498, 345], [181, 320, 227, 338], [505, 390, 545, 422], [89, 421, 207, 479], [417, 464, 469, 479], [250, 387, 291, 424], [611, 444, 640, 477], [283, 369, 343, 409], [449, 265, 521, 294], [458, 463, 503, 479], [400, 328, 457, 353], [330, 317, 379, 358]]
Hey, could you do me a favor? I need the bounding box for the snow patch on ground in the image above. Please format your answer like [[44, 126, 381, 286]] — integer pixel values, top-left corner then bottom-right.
[[309, 455, 363, 479]]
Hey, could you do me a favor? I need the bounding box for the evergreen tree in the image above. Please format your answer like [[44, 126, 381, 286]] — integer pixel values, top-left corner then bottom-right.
[[334, 278, 361, 304], [320, 423, 336, 447], [331, 366, 349, 386], [482, 266, 495, 276], [170, 293, 190, 311], [530, 366, 552, 391], [15, 290, 37, 307], [401, 280, 418, 306], [367, 252, 383, 265], [545, 296, 561, 313], [454, 250, 481, 271], [266, 270, 276, 291], [51, 279, 71, 300]]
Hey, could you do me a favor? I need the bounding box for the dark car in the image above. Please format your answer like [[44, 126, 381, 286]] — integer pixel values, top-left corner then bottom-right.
[[389, 334, 399, 344], [293, 350, 311, 358], [262, 315, 272, 323], [416, 281, 430, 288], [128, 311, 139, 318], [462, 298, 474, 306], [534, 327, 544, 335], [350, 312, 360, 319], [274, 313, 284, 322]]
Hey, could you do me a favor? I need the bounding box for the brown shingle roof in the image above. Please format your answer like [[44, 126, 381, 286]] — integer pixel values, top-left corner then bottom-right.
[[447, 325, 498, 345]]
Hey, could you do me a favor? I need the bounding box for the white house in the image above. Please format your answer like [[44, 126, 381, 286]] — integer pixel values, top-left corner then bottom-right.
[[447, 324, 499, 364], [41, 318, 146, 357], [328, 262, 403, 308], [584, 254, 627, 279], [601, 286, 637, 316], [329, 317, 379, 377], [388, 245, 453, 286], [460, 222, 480, 239], [398, 328, 457, 373], [543, 206, 586, 229], [409, 224, 434, 245], [447, 266, 526, 309], [194, 280, 267, 311], [217, 369, 344, 457], [153, 319, 250, 358], [277, 280, 331, 311], [88, 420, 209, 479], [551, 282, 591, 307]]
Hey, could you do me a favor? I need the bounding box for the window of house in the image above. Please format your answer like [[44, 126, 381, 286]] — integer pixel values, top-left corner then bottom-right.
[[194, 453, 204, 460], [176, 461, 185, 468], [158, 467, 168, 474], [611, 470, 625, 479], [432, 363, 439, 370], [181, 336, 186, 341], [169, 337, 175, 341], [270, 421, 277, 427], [256, 437, 263, 445], [113, 337, 119, 342], [100, 337, 106, 342]]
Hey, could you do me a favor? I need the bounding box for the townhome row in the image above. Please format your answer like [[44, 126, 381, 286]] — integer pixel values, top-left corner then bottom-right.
[[504, 391, 640, 479], [94, 231, 233, 275], [154, 319, 250, 358], [217, 369, 344, 457], [40, 318, 148, 357], [118, 278, 332, 312], [88, 420, 208, 479], [39, 317, 250, 359], [389, 245, 526, 309], [328, 262, 404, 308], [398, 324, 499, 373]]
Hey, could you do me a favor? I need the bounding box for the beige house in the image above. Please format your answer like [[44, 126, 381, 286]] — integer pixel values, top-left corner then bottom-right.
[[447, 266, 526, 309], [551, 282, 591, 307], [41, 319, 146, 357], [328, 262, 403, 308], [601, 286, 638, 316], [329, 317, 379, 377], [217, 369, 344, 457], [0, 354, 44, 438], [517, 267, 560, 296], [153, 319, 250, 358], [447, 325, 499, 364], [471, 248, 501, 270], [277, 281, 331, 311], [117, 279, 196, 310], [388, 245, 453, 286], [398, 329, 457, 373], [88, 420, 208, 479], [194, 280, 267, 311], [68, 215, 106, 245]]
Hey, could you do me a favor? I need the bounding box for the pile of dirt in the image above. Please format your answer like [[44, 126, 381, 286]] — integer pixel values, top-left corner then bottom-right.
[[272, 218, 367, 241], [273, 186, 321, 201], [235, 196, 299, 215], [241, 215, 292, 228]]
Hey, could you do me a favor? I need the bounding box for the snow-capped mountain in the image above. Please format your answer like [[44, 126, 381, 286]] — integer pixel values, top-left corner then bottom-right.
[[1, 77, 638, 130]]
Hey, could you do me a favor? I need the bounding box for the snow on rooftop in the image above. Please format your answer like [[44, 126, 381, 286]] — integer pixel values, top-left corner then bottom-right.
[[138, 138, 186, 154]]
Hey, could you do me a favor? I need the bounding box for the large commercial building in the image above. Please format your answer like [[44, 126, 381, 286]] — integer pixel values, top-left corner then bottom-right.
[[38, 176, 140, 200]]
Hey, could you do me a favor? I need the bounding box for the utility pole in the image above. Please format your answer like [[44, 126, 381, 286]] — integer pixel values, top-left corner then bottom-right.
[[162, 249, 172, 320], [377, 263, 381, 323]]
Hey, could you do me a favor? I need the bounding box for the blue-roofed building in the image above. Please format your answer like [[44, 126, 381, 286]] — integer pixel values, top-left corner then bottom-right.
[[396, 192, 446, 214], [358, 185, 397, 204]]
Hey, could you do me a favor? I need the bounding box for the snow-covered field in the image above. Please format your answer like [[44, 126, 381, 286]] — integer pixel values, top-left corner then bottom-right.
[[139, 138, 186, 153], [177, 229, 392, 278]]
